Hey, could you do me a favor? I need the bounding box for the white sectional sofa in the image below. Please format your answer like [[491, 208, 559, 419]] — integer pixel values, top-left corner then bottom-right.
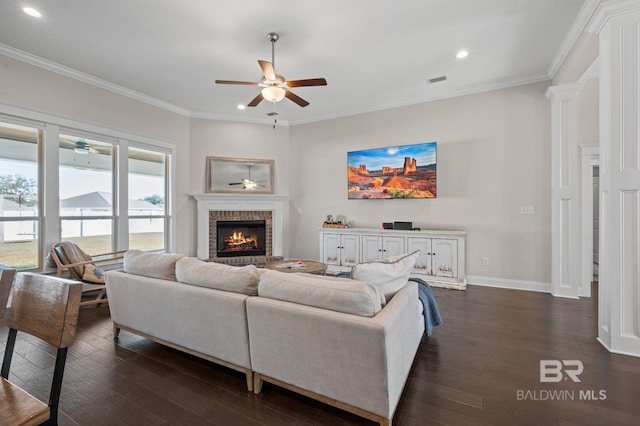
[[105, 250, 425, 426], [106, 251, 259, 390]]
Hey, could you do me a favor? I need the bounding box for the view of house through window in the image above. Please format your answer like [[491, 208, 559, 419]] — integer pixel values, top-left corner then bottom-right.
[[128, 146, 167, 251], [59, 133, 114, 255], [0, 114, 173, 270], [0, 121, 41, 269]]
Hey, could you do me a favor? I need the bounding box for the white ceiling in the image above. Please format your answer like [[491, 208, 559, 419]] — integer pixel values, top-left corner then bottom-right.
[[0, 0, 590, 125]]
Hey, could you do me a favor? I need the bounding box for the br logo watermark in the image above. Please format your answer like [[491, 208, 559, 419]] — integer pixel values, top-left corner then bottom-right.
[[540, 360, 583, 382], [515, 359, 607, 401]]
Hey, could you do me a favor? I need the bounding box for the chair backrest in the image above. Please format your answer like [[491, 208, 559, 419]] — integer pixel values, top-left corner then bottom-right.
[[5, 272, 82, 348], [1, 273, 82, 425], [0, 265, 16, 318], [51, 241, 92, 280]]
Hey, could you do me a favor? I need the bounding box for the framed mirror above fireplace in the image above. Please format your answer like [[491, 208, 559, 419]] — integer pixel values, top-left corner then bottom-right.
[[206, 157, 274, 194]]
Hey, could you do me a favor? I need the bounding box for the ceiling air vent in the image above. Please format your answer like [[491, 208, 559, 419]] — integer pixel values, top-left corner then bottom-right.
[[427, 75, 447, 84], [266, 112, 279, 116]]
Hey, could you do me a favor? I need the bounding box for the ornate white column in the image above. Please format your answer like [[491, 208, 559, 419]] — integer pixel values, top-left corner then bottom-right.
[[546, 83, 585, 299], [588, 0, 640, 356]]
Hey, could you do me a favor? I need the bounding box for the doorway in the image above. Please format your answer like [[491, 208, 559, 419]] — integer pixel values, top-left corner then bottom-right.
[[580, 144, 599, 297]]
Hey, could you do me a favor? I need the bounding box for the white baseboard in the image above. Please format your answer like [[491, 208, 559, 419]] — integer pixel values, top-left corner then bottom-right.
[[466, 275, 551, 293]]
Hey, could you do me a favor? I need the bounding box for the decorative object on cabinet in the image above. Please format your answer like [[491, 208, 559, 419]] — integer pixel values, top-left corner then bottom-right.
[[322, 213, 346, 228], [319, 227, 466, 290], [347, 142, 437, 199], [206, 157, 274, 194]]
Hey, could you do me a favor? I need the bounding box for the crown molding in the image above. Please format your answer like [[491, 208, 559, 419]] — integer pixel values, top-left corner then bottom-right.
[[587, 0, 640, 33], [288, 72, 551, 125], [189, 110, 290, 126], [0, 43, 191, 117], [547, 0, 601, 78]]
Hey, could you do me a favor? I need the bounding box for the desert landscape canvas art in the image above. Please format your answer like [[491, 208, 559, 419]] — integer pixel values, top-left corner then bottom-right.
[[347, 142, 437, 199]]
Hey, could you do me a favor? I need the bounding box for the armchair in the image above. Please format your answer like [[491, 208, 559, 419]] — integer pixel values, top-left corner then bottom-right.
[[48, 241, 126, 307]]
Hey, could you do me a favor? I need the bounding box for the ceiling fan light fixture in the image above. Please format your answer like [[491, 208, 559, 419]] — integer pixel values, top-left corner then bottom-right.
[[23, 7, 42, 18], [74, 140, 90, 154], [261, 86, 286, 103]]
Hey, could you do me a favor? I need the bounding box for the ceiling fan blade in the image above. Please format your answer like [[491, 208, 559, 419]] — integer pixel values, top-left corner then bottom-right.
[[286, 78, 327, 87], [247, 93, 264, 107], [285, 90, 310, 107], [215, 80, 259, 86], [258, 60, 276, 80]]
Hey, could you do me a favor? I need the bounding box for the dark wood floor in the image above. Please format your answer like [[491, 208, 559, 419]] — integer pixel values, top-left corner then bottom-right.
[[2, 283, 640, 425]]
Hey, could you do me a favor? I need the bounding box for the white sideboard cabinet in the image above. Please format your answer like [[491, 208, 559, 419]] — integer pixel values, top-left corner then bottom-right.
[[319, 228, 466, 289], [361, 235, 405, 262], [321, 232, 360, 267]]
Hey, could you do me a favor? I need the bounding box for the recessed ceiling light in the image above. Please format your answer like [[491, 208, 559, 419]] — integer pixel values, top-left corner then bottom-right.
[[237, 104, 246, 110], [456, 50, 469, 59], [23, 7, 42, 18]]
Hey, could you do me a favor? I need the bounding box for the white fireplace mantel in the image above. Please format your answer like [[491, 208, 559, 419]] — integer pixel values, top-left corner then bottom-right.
[[192, 193, 288, 260]]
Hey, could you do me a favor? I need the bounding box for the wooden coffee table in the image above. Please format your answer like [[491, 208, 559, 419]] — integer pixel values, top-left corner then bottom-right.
[[263, 260, 327, 275]]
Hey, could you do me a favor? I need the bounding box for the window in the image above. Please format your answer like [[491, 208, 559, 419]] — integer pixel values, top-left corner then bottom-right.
[[128, 146, 169, 251], [59, 133, 115, 255], [0, 108, 175, 271], [0, 121, 41, 269]]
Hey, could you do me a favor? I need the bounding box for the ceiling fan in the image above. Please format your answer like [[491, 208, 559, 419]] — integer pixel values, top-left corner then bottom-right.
[[59, 137, 100, 154], [228, 164, 265, 190], [215, 32, 327, 108]]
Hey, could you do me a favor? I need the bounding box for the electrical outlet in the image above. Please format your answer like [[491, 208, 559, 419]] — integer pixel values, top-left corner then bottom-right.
[[482, 257, 489, 266], [520, 205, 535, 215]]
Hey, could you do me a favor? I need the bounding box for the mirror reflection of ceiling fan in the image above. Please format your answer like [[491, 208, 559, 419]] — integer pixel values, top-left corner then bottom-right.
[[59, 137, 100, 154], [215, 32, 327, 108], [228, 164, 266, 190]]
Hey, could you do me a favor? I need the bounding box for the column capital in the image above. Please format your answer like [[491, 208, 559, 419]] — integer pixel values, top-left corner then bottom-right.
[[545, 82, 586, 101], [587, 0, 640, 34]]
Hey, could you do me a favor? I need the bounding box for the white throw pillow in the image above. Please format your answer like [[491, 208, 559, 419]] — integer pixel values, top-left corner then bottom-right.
[[123, 250, 183, 281], [175, 257, 259, 296], [351, 250, 420, 301], [258, 269, 383, 317]]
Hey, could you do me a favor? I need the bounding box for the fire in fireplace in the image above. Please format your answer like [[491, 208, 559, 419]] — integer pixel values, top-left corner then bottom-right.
[[216, 220, 266, 257]]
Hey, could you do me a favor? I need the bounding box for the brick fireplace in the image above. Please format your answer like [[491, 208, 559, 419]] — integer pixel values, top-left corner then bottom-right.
[[193, 194, 287, 266]]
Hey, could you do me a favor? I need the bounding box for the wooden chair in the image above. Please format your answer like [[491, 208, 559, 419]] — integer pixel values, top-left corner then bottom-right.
[[0, 265, 16, 317], [0, 272, 82, 426], [48, 241, 126, 307]]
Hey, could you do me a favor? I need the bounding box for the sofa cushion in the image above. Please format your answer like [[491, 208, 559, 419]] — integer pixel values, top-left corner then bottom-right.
[[123, 250, 183, 281], [351, 250, 420, 301], [175, 257, 260, 296], [258, 269, 383, 317]]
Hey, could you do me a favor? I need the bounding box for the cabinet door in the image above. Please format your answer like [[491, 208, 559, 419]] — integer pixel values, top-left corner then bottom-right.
[[340, 234, 360, 266], [432, 238, 458, 278], [407, 237, 431, 274], [361, 235, 383, 262], [383, 236, 405, 259], [323, 233, 341, 265]]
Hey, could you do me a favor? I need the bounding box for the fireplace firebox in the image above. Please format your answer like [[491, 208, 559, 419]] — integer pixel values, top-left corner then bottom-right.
[[216, 220, 266, 257]]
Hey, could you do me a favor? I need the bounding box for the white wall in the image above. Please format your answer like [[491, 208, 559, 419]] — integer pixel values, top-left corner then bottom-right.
[[289, 81, 552, 285], [0, 54, 192, 255], [188, 119, 292, 257], [0, 52, 554, 285]]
